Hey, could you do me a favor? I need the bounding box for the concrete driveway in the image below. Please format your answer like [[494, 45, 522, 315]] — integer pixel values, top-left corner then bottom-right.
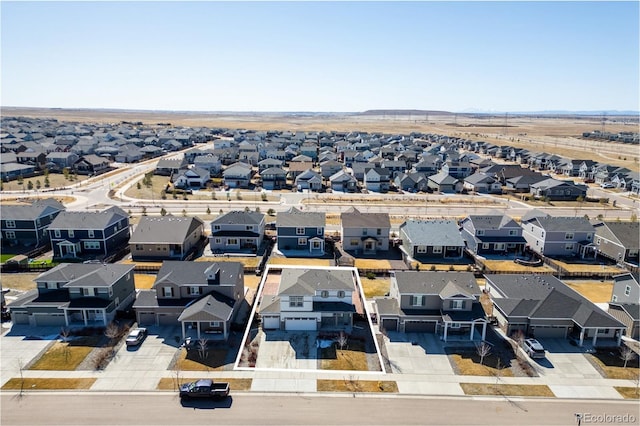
[[383, 332, 455, 375], [254, 330, 318, 370]]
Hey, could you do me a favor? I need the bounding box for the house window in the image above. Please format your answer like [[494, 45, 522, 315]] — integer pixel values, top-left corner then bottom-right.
[[432, 246, 443, 254], [83, 288, 91, 296], [565, 243, 574, 251], [88, 230, 94, 238], [417, 246, 427, 254], [321, 290, 329, 298], [227, 238, 238, 245], [565, 233, 574, 240], [494, 243, 506, 251], [410, 295, 424, 307], [84, 241, 100, 250], [113, 226, 118, 233], [377, 228, 381, 236], [135, 244, 144, 250], [482, 243, 490, 250], [298, 237, 307, 246], [68, 229, 74, 238], [312, 240, 321, 249], [598, 328, 610, 334], [36, 218, 41, 226], [54, 229, 61, 238], [109, 287, 113, 297], [296, 227, 305, 235], [612, 295, 618, 302], [449, 322, 461, 329], [189, 286, 200, 296], [362, 228, 368, 236], [214, 238, 222, 244], [476, 230, 484, 236], [625, 286, 631, 296], [586, 234, 592, 241], [214, 225, 221, 231], [350, 239, 359, 246], [596, 238, 601, 245], [289, 296, 304, 307], [5, 231, 16, 239], [5, 220, 15, 228], [163, 287, 173, 297], [246, 225, 253, 231], [46, 282, 58, 289], [451, 300, 464, 310], [337, 291, 345, 298], [317, 227, 323, 235], [210, 321, 221, 327], [508, 230, 518, 236]]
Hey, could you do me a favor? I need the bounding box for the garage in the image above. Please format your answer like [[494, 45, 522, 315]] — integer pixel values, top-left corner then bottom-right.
[[262, 315, 280, 330], [285, 318, 317, 331], [137, 312, 157, 326], [158, 313, 179, 326], [34, 313, 66, 327], [404, 320, 437, 333], [381, 318, 398, 332], [531, 325, 567, 338], [10, 311, 30, 325]]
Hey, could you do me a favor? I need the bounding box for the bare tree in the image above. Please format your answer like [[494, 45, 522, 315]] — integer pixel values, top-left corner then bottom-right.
[[619, 345, 637, 369], [336, 331, 348, 351], [60, 327, 71, 362], [104, 322, 120, 346], [476, 342, 492, 366], [197, 338, 208, 361], [17, 358, 25, 397]]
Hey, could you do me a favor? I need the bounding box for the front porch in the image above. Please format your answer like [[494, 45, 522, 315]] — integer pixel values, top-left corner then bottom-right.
[[55, 240, 81, 259], [570, 326, 624, 347], [63, 307, 108, 327]]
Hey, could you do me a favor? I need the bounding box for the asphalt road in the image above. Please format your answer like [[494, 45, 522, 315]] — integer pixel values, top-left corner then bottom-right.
[[2, 393, 638, 425]]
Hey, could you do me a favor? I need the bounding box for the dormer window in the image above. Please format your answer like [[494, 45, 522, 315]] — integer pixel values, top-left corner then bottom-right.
[[451, 300, 464, 310]]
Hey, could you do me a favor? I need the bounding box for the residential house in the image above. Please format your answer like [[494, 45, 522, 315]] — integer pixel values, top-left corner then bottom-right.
[[129, 216, 205, 261], [46, 152, 79, 171], [223, 162, 253, 188], [375, 271, 487, 341], [193, 154, 222, 176], [0, 163, 36, 181], [521, 210, 596, 258], [320, 160, 344, 179], [485, 274, 624, 346], [287, 161, 313, 180], [209, 210, 265, 253], [258, 158, 284, 173], [155, 158, 187, 176], [329, 170, 358, 193], [16, 150, 47, 169], [259, 266, 358, 331], [295, 169, 323, 192], [9, 263, 135, 327], [172, 167, 210, 189], [73, 154, 110, 175], [593, 221, 640, 265], [276, 207, 325, 255], [260, 167, 287, 190], [427, 171, 463, 193], [114, 145, 143, 163], [608, 273, 640, 339], [394, 172, 429, 192], [133, 261, 244, 341], [48, 206, 130, 261], [463, 173, 502, 194], [340, 207, 390, 255], [364, 167, 391, 192], [505, 174, 548, 193], [529, 179, 587, 201], [442, 158, 472, 179], [460, 214, 526, 255], [399, 219, 465, 262], [1, 198, 65, 249]]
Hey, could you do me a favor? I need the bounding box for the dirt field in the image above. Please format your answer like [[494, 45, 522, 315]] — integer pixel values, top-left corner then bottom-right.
[[4, 108, 638, 170]]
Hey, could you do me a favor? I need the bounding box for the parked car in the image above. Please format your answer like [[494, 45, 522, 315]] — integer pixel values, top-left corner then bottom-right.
[[600, 182, 615, 189], [522, 338, 545, 359], [179, 379, 230, 399], [125, 327, 147, 346]]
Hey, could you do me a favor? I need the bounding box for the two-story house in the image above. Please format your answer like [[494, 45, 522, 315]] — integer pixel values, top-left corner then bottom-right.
[[129, 216, 205, 261], [209, 210, 265, 253], [340, 207, 390, 255], [608, 273, 640, 339], [521, 210, 596, 258], [364, 167, 391, 193], [276, 207, 325, 255], [260, 167, 287, 190], [223, 162, 253, 188], [375, 271, 487, 341], [329, 169, 358, 192], [294, 169, 323, 192], [1, 198, 65, 249], [593, 221, 640, 265], [399, 219, 465, 262], [460, 214, 526, 255], [48, 206, 130, 261], [133, 261, 244, 341], [259, 266, 358, 331], [9, 263, 135, 327]]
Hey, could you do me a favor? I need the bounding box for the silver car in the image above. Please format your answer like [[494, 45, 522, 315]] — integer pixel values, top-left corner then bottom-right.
[[125, 327, 147, 347]]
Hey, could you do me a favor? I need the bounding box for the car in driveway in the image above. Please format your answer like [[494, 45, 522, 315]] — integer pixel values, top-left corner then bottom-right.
[[125, 327, 147, 347], [522, 338, 546, 359]]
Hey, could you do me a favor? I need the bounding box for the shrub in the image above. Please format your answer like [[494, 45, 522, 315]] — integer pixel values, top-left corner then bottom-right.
[[365, 271, 376, 280]]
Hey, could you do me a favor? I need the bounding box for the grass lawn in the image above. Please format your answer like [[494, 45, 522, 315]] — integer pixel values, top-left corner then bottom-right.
[[1, 173, 88, 191], [134, 274, 156, 290], [615, 387, 640, 399], [0, 253, 18, 263], [360, 277, 390, 298], [173, 347, 230, 371], [0, 273, 39, 291], [319, 340, 369, 371], [551, 259, 624, 274], [243, 275, 261, 291], [196, 256, 261, 268], [317, 379, 398, 393], [482, 260, 555, 274], [565, 280, 614, 303], [354, 259, 392, 270], [1, 378, 96, 390], [157, 377, 252, 391], [449, 352, 515, 377], [268, 258, 331, 267], [588, 350, 640, 380], [29, 336, 102, 370], [460, 383, 555, 397]]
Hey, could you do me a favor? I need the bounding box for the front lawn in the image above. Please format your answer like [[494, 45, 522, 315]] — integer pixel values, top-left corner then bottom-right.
[[319, 340, 369, 371], [587, 350, 640, 380], [448, 351, 515, 377], [1, 378, 96, 390], [157, 377, 252, 391], [317, 379, 398, 393], [29, 336, 102, 371], [615, 387, 640, 399], [460, 383, 555, 397], [173, 347, 230, 371]]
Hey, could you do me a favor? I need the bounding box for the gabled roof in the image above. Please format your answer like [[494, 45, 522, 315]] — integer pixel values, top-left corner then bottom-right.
[[276, 207, 325, 228], [428, 171, 458, 185], [523, 214, 594, 233], [464, 173, 497, 185], [37, 263, 134, 288], [594, 221, 640, 250], [400, 219, 465, 247], [1, 198, 65, 221], [392, 271, 480, 296], [154, 261, 242, 288], [130, 216, 204, 244], [278, 268, 355, 296], [211, 210, 264, 226], [49, 206, 128, 230], [462, 214, 519, 230], [177, 293, 235, 322], [340, 207, 390, 229]]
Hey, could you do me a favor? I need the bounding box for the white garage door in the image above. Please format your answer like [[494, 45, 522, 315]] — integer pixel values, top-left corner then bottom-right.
[[263, 316, 280, 330], [285, 318, 317, 331]]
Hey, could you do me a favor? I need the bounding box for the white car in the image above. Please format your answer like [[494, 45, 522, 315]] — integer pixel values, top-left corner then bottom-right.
[[125, 327, 147, 347], [522, 338, 546, 359], [600, 183, 615, 189]]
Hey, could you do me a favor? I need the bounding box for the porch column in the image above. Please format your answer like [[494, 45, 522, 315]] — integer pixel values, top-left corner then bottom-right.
[[617, 330, 622, 346], [196, 322, 201, 340], [64, 310, 70, 327], [181, 322, 186, 340], [579, 328, 585, 347], [443, 323, 448, 341], [83, 310, 88, 326], [481, 322, 487, 340], [102, 309, 107, 326], [469, 323, 475, 341], [592, 328, 598, 346], [223, 322, 228, 341]]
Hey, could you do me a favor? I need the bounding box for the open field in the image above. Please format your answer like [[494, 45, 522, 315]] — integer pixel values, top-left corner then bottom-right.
[[0, 173, 88, 192], [4, 108, 638, 170]]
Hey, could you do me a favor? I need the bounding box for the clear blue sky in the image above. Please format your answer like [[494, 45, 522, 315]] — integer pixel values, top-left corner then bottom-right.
[[2, 1, 638, 112]]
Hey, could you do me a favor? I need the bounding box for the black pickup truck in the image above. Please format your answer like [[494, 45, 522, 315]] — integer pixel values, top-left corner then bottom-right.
[[179, 379, 230, 399]]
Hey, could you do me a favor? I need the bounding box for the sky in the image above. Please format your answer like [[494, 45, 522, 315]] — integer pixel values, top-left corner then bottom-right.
[[1, 1, 639, 113]]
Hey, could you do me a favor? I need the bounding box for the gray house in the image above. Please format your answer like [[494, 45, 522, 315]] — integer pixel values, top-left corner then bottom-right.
[[399, 219, 465, 262], [1, 198, 65, 249], [223, 162, 253, 188], [529, 178, 587, 201], [608, 273, 640, 339], [133, 261, 245, 341], [329, 169, 358, 192], [129, 216, 206, 261], [427, 171, 463, 193], [485, 274, 624, 347], [276, 207, 325, 255], [210, 210, 265, 253], [9, 263, 135, 327], [340, 207, 390, 255], [375, 271, 487, 341], [593, 221, 640, 265], [521, 210, 596, 258], [460, 214, 526, 255]]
